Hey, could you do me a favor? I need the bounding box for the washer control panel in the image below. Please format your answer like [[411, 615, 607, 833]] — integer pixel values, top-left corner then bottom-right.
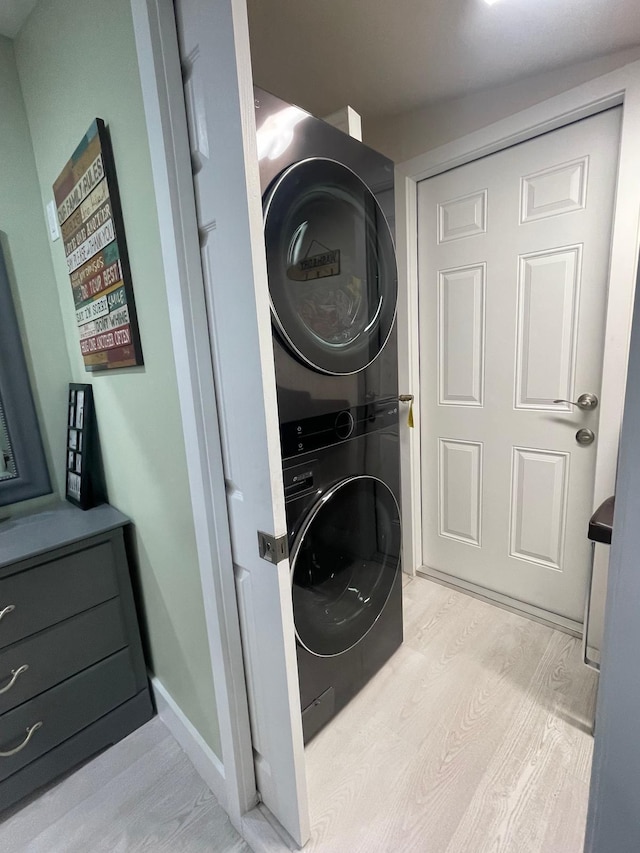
[[280, 399, 399, 459], [282, 461, 316, 499]]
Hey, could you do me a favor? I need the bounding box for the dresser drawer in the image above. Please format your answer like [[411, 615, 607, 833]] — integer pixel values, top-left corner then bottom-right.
[[0, 648, 137, 782], [0, 541, 119, 650], [0, 599, 128, 715]]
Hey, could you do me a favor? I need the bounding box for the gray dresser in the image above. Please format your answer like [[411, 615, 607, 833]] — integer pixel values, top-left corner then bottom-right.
[[0, 503, 153, 812]]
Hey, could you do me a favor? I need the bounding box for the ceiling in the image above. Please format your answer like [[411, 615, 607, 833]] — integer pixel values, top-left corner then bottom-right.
[[3, 1, 638, 120], [0, 0, 37, 38], [247, 0, 640, 120]]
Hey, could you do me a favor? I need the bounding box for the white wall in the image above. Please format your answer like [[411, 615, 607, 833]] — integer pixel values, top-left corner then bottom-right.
[[366, 46, 640, 162]]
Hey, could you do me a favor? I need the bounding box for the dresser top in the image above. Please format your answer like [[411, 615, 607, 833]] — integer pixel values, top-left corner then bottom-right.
[[0, 502, 130, 568]]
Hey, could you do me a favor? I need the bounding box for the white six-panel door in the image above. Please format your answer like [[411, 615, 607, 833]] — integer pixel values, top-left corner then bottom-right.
[[418, 108, 621, 622]]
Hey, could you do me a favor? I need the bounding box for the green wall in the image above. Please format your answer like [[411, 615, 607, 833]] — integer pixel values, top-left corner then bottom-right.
[[0, 35, 70, 506], [14, 0, 222, 757]]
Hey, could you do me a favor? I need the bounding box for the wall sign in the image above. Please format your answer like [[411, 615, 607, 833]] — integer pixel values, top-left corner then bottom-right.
[[53, 119, 143, 371]]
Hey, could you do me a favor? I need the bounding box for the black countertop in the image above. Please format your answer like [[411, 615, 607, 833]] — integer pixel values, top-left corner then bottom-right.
[[588, 496, 615, 546]]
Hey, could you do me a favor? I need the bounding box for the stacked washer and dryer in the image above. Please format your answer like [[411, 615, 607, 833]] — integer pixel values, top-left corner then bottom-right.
[[255, 88, 403, 743]]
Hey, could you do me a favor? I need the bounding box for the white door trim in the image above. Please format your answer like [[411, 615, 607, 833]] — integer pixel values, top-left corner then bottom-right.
[[397, 61, 640, 593], [130, 0, 256, 830]]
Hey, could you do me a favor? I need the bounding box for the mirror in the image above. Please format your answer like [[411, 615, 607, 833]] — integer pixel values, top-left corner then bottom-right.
[[0, 241, 51, 505]]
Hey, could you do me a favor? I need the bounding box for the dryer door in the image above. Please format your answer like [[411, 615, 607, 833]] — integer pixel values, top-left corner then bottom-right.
[[264, 158, 397, 375], [291, 475, 401, 657]]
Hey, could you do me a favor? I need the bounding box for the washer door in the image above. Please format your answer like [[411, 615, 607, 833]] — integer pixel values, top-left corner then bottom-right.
[[291, 475, 401, 657], [264, 158, 397, 375]]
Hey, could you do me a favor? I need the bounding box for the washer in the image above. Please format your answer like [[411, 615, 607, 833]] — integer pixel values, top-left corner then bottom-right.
[[255, 87, 398, 424], [282, 400, 403, 743]]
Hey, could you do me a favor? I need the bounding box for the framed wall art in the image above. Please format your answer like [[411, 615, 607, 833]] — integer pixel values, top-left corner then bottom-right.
[[53, 119, 143, 372]]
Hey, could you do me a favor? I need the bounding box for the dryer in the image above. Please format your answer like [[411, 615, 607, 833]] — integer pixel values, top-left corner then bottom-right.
[[282, 401, 403, 743], [255, 87, 398, 424]]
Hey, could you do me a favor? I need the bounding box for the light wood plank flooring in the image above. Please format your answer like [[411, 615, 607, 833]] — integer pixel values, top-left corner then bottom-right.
[[0, 576, 597, 852], [0, 716, 250, 853], [304, 574, 598, 852]]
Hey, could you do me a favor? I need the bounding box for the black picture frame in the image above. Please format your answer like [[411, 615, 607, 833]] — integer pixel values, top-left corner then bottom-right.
[[0, 241, 51, 506], [65, 383, 104, 510]]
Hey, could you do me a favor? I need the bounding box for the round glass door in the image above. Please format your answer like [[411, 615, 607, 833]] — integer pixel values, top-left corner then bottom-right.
[[264, 158, 397, 375], [291, 476, 401, 657]]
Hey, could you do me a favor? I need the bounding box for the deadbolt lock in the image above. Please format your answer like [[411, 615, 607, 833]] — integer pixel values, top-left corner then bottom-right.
[[576, 428, 595, 446]]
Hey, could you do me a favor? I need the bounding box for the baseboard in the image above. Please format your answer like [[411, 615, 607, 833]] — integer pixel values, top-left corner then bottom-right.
[[149, 678, 296, 852], [417, 566, 583, 637], [241, 804, 298, 852], [150, 676, 227, 812]]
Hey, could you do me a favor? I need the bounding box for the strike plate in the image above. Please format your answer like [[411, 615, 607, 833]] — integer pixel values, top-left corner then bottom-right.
[[258, 531, 289, 564]]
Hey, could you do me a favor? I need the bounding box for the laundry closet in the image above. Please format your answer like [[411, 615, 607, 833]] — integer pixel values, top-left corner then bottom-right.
[[205, 1, 640, 849]]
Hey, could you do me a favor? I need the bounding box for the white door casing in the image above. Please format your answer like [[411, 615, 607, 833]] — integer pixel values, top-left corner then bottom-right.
[[171, 0, 310, 846], [417, 109, 621, 622], [131, 0, 256, 823]]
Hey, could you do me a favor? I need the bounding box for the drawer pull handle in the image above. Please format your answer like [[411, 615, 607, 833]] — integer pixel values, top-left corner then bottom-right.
[[0, 721, 43, 757], [0, 605, 15, 623], [0, 664, 29, 695]]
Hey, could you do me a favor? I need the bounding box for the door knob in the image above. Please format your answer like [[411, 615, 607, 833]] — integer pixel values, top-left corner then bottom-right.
[[553, 393, 599, 410], [576, 428, 595, 446]]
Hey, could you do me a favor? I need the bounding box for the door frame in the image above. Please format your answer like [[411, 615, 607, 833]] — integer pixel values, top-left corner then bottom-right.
[[131, 1, 301, 850], [396, 63, 640, 619]]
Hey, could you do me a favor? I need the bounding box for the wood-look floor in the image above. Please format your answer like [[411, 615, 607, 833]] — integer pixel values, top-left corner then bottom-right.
[[304, 574, 598, 853], [0, 716, 250, 853], [0, 576, 597, 852]]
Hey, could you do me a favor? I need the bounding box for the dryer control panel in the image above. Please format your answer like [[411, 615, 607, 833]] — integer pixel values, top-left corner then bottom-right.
[[280, 398, 399, 459]]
